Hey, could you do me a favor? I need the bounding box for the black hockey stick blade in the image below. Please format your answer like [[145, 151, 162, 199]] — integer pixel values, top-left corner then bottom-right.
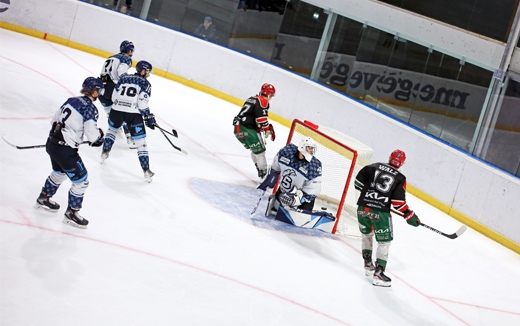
[[157, 127, 188, 154], [391, 208, 466, 239], [250, 189, 266, 218], [420, 222, 467, 239], [2, 137, 89, 149], [154, 124, 178, 138], [2, 136, 46, 149]]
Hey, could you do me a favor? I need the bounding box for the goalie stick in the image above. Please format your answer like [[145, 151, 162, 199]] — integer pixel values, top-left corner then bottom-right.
[[156, 126, 188, 155], [2, 136, 88, 149], [391, 209, 467, 239], [250, 189, 266, 219]]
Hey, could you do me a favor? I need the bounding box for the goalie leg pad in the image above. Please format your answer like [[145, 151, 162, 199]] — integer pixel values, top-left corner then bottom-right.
[[275, 206, 336, 233]]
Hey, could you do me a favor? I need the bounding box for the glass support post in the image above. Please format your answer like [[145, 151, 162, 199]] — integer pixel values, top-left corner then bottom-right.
[[310, 11, 336, 81]]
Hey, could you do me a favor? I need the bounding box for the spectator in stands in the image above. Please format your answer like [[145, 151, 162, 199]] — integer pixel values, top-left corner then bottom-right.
[[194, 16, 217, 42], [113, 0, 132, 10]]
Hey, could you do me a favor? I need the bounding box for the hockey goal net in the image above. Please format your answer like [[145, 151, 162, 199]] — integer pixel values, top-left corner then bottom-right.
[[285, 119, 373, 238]]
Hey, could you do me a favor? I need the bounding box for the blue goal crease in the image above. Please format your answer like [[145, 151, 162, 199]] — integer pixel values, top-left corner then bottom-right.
[[188, 178, 337, 239]]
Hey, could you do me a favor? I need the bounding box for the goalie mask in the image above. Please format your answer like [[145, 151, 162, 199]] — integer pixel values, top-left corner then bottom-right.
[[298, 137, 317, 162], [389, 149, 406, 168]]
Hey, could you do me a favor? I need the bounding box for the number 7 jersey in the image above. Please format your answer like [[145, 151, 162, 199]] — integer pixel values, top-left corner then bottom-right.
[[111, 73, 152, 114], [354, 162, 408, 212]]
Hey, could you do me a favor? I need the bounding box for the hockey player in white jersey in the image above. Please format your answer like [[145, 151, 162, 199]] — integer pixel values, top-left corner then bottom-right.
[[34, 77, 105, 229], [258, 137, 336, 232], [100, 60, 157, 182], [99, 40, 136, 148]]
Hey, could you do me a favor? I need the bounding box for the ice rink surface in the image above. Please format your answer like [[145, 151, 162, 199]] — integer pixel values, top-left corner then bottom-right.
[[1, 29, 519, 326]]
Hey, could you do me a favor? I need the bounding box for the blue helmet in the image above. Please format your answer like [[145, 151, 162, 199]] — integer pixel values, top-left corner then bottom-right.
[[136, 60, 153, 74], [82, 77, 104, 93], [120, 40, 134, 53]]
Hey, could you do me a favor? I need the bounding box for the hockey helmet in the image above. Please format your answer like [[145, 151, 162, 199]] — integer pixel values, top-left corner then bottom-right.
[[136, 60, 153, 74], [260, 83, 276, 97], [82, 77, 104, 93], [120, 40, 134, 54], [389, 149, 406, 168], [298, 137, 317, 162]]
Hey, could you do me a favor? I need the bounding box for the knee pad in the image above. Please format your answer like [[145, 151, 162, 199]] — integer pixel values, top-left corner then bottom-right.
[[361, 232, 374, 251], [376, 241, 391, 262], [49, 170, 68, 185], [134, 137, 147, 150], [254, 152, 267, 170], [70, 178, 89, 197], [105, 127, 118, 138]]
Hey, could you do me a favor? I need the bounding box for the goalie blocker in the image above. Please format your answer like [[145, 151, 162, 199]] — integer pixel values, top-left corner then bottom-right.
[[265, 194, 336, 233]]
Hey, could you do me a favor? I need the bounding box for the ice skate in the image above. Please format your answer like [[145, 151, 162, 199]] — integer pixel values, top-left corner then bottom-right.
[[143, 169, 155, 183], [372, 263, 391, 287], [100, 150, 110, 163], [63, 207, 89, 229], [125, 133, 137, 149], [34, 191, 60, 212], [363, 252, 375, 276]]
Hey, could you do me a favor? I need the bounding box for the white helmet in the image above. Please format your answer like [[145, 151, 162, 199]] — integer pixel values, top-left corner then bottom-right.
[[298, 137, 317, 162]]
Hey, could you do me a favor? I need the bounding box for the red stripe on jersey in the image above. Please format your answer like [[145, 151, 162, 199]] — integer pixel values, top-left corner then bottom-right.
[[256, 116, 268, 126], [256, 96, 269, 108]]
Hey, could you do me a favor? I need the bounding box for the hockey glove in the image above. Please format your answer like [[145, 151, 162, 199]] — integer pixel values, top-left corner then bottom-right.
[[279, 186, 304, 208], [264, 123, 275, 141], [143, 113, 156, 130], [257, 169, 280, 191], [90, 128, 104, 147], [404, 210, 420, 227]]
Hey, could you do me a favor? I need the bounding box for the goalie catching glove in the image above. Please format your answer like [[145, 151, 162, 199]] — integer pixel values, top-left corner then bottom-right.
[[279, 186, 304, 208], [403, 209, 420, 227]]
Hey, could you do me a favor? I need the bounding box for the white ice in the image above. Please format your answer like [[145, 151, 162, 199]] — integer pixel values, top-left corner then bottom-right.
[[1, 29, 519, 326]]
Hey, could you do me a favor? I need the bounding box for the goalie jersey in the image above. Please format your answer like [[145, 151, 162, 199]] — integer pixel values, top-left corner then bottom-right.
[[272, 143, 322, 203], [354, 163, 408, 212]]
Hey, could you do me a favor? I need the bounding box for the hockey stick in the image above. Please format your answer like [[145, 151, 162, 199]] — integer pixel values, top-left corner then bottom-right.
[[250, 189, 266, 219], [2, 136, 88, 150], [154, 124, 178, 138], [156, 126, 188, 154], [391, 209, 467, 239]]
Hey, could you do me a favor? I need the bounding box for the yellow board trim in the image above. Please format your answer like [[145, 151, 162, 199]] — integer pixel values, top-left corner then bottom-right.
[[2, 22, 518, 254]]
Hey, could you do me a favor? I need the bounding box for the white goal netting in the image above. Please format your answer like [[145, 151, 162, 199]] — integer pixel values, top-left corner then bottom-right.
[[286, 120, 373, 238]]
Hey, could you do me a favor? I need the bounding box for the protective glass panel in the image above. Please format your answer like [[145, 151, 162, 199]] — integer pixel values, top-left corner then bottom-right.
[[482, 78, 520, 176], [227, 1, 288, 61], [269, 0, 328, 78], [377, 0, 517, 42], [317, 16, 364, 93]]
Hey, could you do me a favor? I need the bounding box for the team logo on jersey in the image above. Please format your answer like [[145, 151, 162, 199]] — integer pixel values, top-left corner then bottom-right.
[[282, 169, 297, 178], [359, 211, 380, 220], [0, 0, 10, 13], [365, 190, 389, 203]]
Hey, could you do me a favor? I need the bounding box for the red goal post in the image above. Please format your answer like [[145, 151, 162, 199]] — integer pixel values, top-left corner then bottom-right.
[[283, 119, 374, 237]]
